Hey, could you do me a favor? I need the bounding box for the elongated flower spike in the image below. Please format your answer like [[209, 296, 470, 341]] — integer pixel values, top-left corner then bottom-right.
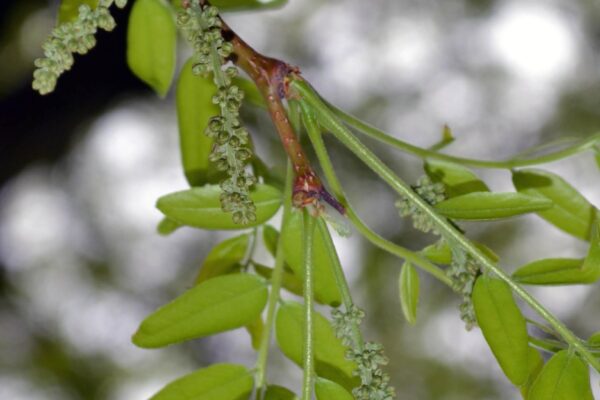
[[33, 0, 127, 95], [178, 1, 258, 224]]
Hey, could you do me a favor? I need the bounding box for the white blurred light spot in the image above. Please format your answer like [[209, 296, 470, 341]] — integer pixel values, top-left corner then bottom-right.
[[383, 18, 436, 78], [489, 3, 576, 82], [89, 110, 156, 173]]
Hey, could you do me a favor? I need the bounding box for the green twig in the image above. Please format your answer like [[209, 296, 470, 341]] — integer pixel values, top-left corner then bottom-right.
[[297, 100, 453, 287], [526, 318, 561, 339], [328, 101, 600, 169], [293, 78, 600, 373], [529, 336, 567, 354], [254, 162, 294, 397], [302, 210, 316, 400], [316, 218, 364, 350]]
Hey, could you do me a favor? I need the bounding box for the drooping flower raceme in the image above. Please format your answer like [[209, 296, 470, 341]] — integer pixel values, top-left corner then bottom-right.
[[177, 4, 257, 224], [33, 0, 127, 95]]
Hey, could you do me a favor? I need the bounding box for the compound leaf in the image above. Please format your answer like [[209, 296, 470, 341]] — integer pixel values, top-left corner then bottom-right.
[[512, 169, 596, 240], [149, 363, 253, 400], [157, 184, 281, 230], [472, 276, 529, 386], [435, 192, 553, 220], [133, 274, 268, 348], [528, 350, 593, 400], [127, 0, 177, 97]]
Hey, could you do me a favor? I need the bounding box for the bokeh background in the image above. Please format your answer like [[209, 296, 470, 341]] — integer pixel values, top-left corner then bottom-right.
[[1, 0, 600, 398]]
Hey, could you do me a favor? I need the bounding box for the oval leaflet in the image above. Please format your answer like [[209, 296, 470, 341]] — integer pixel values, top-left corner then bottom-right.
[[157, 184, 282, 230], [281, 211, 342, 306], [512, 169, 596, 240], [398, 262, 419, 325], [528, 350, 593, 400], [176, 58, 221, 186], [435, 192, 553, 220], [472, 276, 530, 386], [127, 0, 177, 97], [133, 274, 268, 348], [150, 363, 253, 400]]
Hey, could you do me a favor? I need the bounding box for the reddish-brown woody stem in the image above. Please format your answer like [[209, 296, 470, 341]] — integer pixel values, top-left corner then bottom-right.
[[199, 0, 344, 213]]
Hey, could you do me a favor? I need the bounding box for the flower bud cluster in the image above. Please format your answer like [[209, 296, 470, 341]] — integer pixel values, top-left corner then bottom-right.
[[395, 176, 445, 234], [332, 306, 396, 399], [331, 305, 365, 346], [447, 247, 480, 330], [177, 3, 257, 224], [177, 5, 233, 76], [32, 0, 126, 94], [348, 342, 396, 400]]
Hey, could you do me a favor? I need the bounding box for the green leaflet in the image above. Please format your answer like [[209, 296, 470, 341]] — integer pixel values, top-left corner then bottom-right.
[[149, 363, 253, 400], [472, 276, 530, 386], [315, 377, 354, 400], [132, 274, 268, 348], [127, 0, 176, 97], [425, 159, 489, 198], [281, 210, 342, 306], [264, 385, 298, 400], [195, 234, 249, 284], [512, 258, 600, 285], [435, 192, 553, 220], [263, 225, 279, 257], [245, 316, 264, 350], [513, 218, 600, 285], [421, 240, 499, 265], [428, 125, 455, 151], [156, 217, 183, 236], [171, 0, 288, 12], [528, 350, 593, 400], [275, 302, 358, 390], [212, 0, 287, 11], [588, 331, 600, 346], [176, 58, 221, 186], [58, 0, 99, 23], [520, 347, 544, 400], [253, 263, 303, 297], [421, 241, 453, 264], [512, 169, 596, 240], [398, 262, 419, 325], [156, 184, 282, 230]]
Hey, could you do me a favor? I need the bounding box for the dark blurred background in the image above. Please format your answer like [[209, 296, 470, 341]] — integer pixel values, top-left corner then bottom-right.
[[1, 0, 600, 399]]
